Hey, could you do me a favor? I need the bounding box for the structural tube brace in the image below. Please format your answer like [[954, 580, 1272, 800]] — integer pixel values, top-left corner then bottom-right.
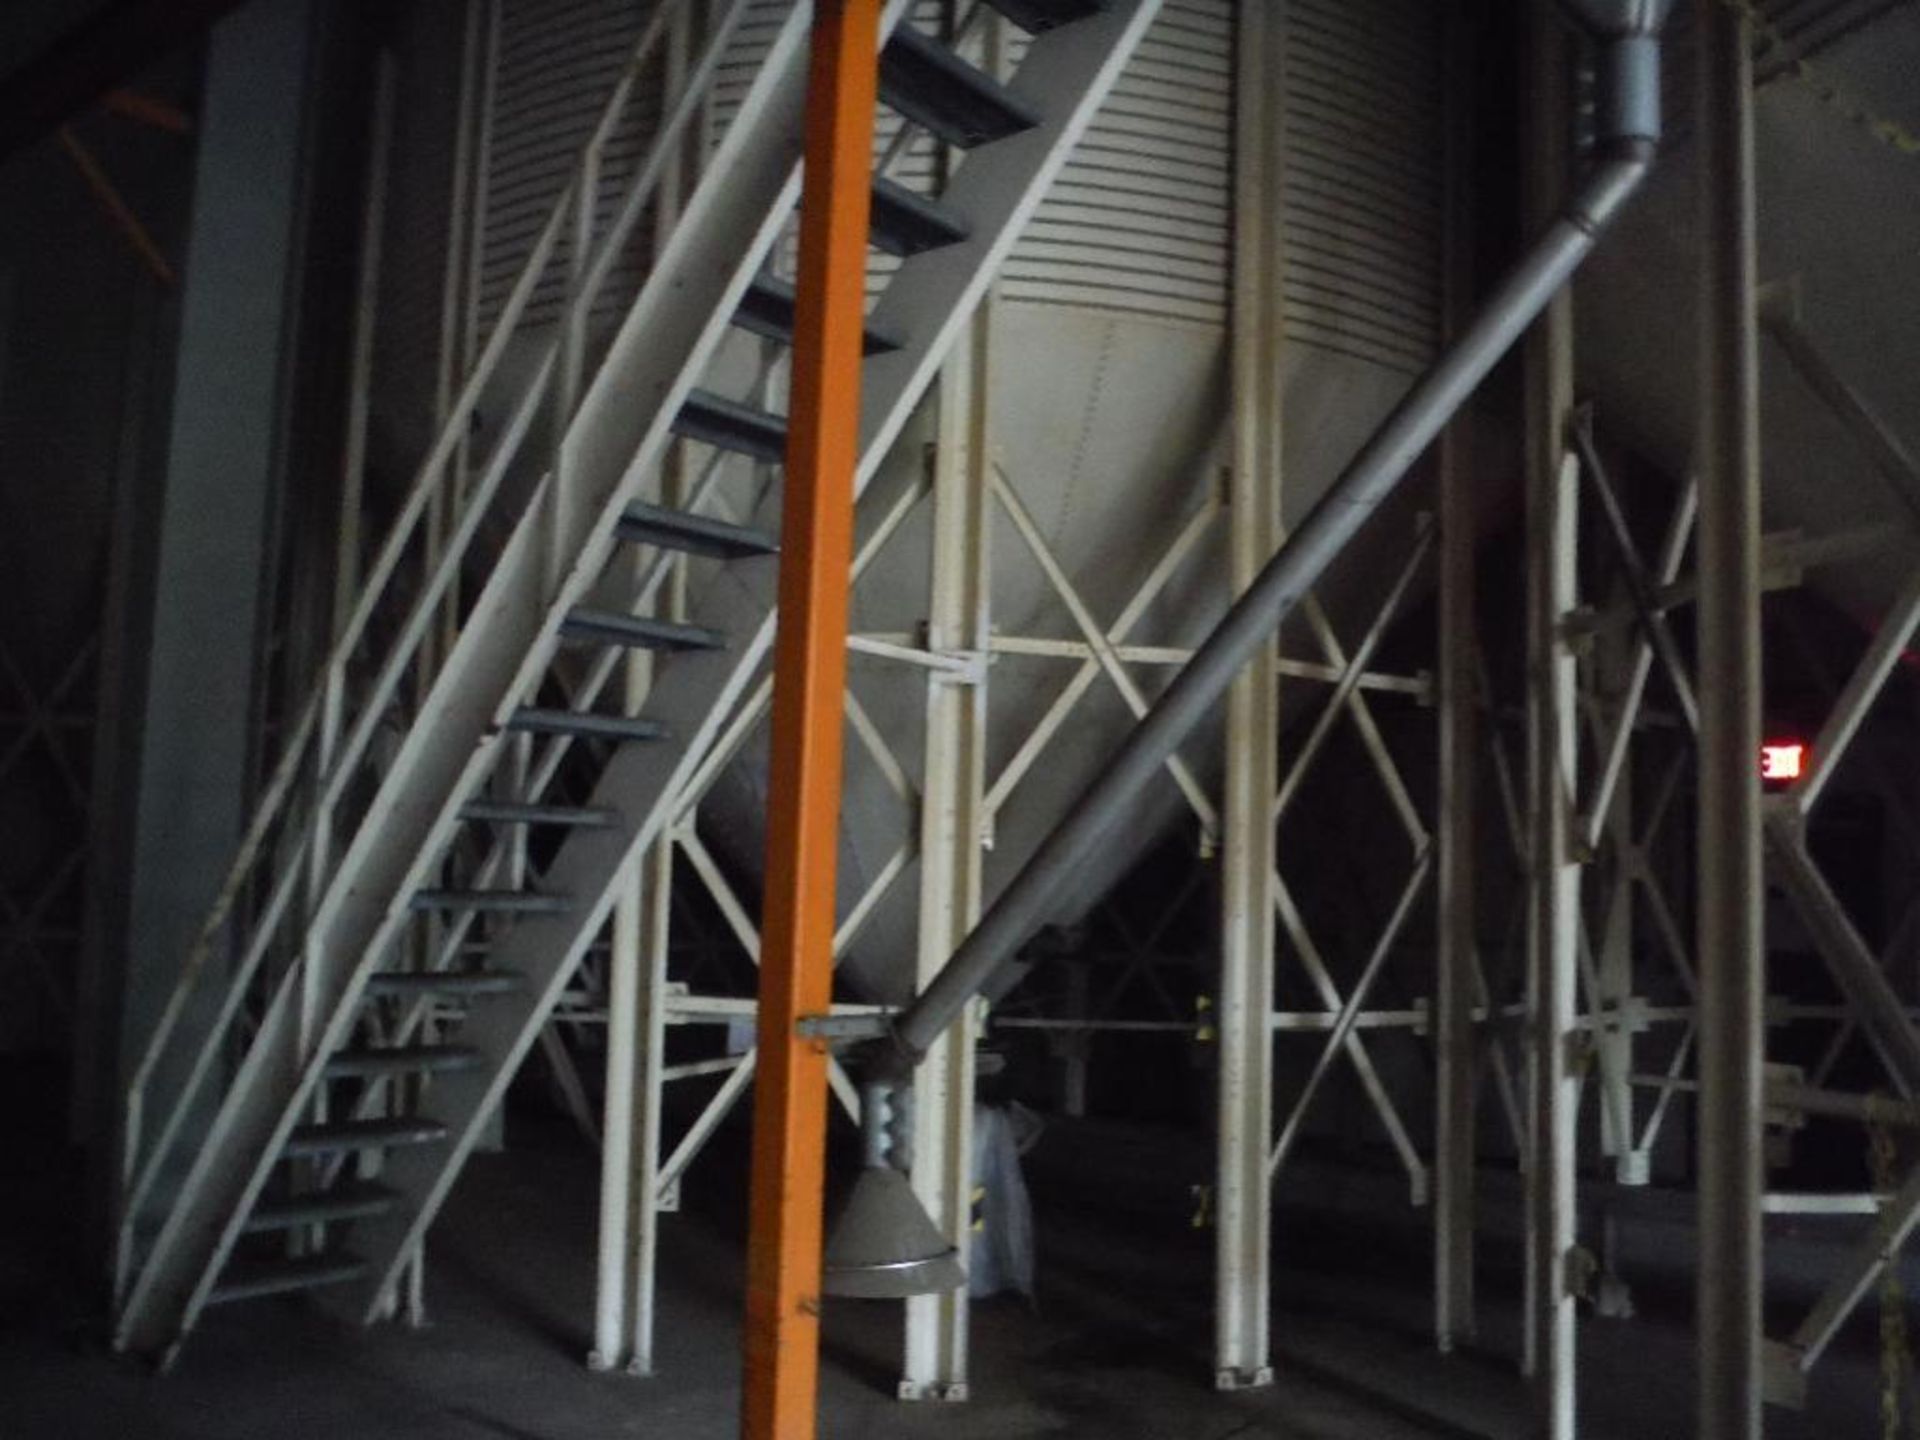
[[873, 9, 1670, 1101]]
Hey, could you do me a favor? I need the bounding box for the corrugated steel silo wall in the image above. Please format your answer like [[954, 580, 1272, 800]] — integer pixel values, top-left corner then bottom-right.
[[367, 0, 467, 478], [692, 0, 1446, 1001]]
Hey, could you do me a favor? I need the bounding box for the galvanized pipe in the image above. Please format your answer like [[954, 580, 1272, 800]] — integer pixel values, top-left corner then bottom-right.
[[883, 28, 1665, 1070]]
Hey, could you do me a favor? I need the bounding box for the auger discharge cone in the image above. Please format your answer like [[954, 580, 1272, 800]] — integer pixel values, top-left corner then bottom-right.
[[822, 1079, 964, 1299], [821, 1166, 964, 1298]]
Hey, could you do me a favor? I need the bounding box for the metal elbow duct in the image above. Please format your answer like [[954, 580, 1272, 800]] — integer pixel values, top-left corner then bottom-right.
[[1559, 0, 1676, 152]]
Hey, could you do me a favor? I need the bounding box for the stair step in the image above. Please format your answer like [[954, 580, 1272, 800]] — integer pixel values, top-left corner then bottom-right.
[[363, 968, 526, 999], [981, 0, 1105, 32], [460, 799, 622, 827], [507, 707, 668, 743], [209, 1252, 370, 1306], [560, 608, 727, 653], [324, 1044, 485, 1080], [283, 1116, 449, 1157], [880, 29, 1040, 150], [736, 274, 902, 355], [672, 389, 788, 463], [409, 889, 572, 915], [869, 175, 971, 258], [244, 1183, 400, 1234], [616, 501, 778, 561]]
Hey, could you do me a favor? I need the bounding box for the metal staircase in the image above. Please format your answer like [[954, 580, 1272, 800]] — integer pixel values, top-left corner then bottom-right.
[[113, 0, 1161, 1366]]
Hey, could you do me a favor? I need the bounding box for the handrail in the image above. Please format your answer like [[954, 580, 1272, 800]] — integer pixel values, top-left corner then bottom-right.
[[114, 0, 757, 1299], [311, 346, 789, 1147], [116, 348, 561, 1266]]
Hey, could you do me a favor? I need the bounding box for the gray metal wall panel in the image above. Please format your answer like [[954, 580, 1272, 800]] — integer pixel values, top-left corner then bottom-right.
[[369, 0, 468, 462], [123, 0, 314, 1083], [1277, 0, 1444, 374], [481, 0, 662, 330], [1002, 0, 1231, 328]]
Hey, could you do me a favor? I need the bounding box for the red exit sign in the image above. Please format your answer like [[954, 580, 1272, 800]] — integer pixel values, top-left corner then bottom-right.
[[1760, 743, 1806, 783]]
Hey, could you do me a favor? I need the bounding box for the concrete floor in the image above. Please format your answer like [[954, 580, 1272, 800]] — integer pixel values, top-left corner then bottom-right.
[[0, 1104, 1889, 1438]]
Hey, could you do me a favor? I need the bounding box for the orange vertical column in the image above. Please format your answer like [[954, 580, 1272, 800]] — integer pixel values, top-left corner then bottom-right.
[[740, 4, 880, 1439]]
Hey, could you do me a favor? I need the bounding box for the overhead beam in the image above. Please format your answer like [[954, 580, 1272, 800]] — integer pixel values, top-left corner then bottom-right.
[[0, 0, 248, 162], [55, 124, 175, 284]]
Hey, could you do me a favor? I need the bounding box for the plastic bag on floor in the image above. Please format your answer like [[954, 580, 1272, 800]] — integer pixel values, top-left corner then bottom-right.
[[725, 1016, 754, 1055], [968, 1104, 1037, 1299]]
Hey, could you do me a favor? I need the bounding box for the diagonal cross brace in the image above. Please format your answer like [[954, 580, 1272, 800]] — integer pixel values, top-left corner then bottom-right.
[[1794, 560, 1920, 817], [1573, 444, 1699, 854], [991, 465, 1220, 840], [1269, 849, 1434, 1188], [1776, 1155, 1920, 1381], [1290, 589, 1429, 852], [1269, 864, 1431, 1198], [1271, 523, 1434, 839], [985, 487, 1221, 825], [1765, 807, 1920, 1099]]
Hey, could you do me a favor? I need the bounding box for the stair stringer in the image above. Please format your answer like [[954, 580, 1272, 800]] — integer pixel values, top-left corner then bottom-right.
[[112, 0, 840, 1360]]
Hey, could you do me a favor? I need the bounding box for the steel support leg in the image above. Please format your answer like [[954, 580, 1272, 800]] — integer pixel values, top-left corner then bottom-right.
[[1061, 962, 1090, 1118], [590, 844, 669, 1375], [1695, 3, 1765, 1434], [590, 876, 639, 1371], [900, 309, 991, 1405], [634, 842, 671, 1369], [1433, 0, 1480, 1354], [1215, 0, 1281, 1390], [1524, 443, 1581, 1435], [1523, 14, 1578, 1430], [740, 6, 880, 1434], [1593, 575, 1645, 1187]]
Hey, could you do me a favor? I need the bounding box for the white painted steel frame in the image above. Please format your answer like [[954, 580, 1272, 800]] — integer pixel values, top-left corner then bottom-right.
[[1264, 529, 1438, 1203], [1509, 300, 1920, 1431], [989, 467, 1220, 843], [1741, 259, 1920, 1413], [1524, 441, 1581, 1436], [139, 6, 1920, 1425], [588, 5, 701, 1340], [1567, 430, 1701, 1188], [587, 75, 1449, 1397], [1558, 402, 1920, 1424], [899, 307, 993, 1403], [1757, 563, 1920, 1399], [1521, 20, 1578, 1426], [981, 481, 1228, 837]]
